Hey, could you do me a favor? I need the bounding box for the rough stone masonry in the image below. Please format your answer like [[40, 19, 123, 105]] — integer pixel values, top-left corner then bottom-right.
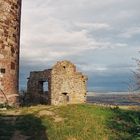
[[27, 61, 88, 105], [0, 0, 21, 106]]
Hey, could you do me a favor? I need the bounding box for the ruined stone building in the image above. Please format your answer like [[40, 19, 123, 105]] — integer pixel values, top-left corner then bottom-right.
[[0, 1, 87, 106], [0, 0, 21, 105], [27, 61, 87, 105]]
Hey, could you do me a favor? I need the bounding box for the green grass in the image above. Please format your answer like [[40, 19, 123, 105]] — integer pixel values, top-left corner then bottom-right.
[[0, 104, 140, 140]]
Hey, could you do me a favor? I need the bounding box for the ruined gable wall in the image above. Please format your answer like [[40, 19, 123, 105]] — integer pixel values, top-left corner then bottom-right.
[[0, 0, 21, 105], [51, 61, 87, 105]]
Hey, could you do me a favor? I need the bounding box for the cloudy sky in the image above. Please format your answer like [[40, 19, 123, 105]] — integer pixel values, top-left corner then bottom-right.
[[20, 0, 140, 92]]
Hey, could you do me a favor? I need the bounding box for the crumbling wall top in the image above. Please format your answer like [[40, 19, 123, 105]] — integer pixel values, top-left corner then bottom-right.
[[29, 69, 51, 80], [52, 60, 76, 75]]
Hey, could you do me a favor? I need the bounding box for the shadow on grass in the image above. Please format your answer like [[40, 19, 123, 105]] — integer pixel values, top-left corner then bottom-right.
[[108, 108, 140, 140], [0, 114, 48, 140]]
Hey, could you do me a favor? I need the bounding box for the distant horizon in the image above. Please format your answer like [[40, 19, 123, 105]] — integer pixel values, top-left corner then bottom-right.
[[19, 64, 137, 92]]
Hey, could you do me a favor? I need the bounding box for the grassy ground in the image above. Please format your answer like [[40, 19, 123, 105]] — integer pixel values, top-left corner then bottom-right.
[[0, 104, 140, 140]]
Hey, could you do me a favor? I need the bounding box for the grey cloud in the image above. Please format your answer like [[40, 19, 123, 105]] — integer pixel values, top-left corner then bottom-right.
[[119, 27, 140, 38], [20, 0, 140, 91]]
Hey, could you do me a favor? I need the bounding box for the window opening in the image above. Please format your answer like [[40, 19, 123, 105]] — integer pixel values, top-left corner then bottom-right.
[[0, 68, 5, 73]]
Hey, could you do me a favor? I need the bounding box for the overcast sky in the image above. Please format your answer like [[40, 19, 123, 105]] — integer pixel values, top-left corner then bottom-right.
[[20, 0, 140, 92]]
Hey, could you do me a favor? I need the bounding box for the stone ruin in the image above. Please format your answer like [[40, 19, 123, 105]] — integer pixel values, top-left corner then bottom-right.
[[0, 0, 88, 106], [27, 60, 88, 105]]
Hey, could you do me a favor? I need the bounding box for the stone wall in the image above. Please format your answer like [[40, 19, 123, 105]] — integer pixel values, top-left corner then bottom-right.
[[51, 61, 87, 105], [0, 0, 21, 106], [27, 61, 87, 105], [27, 69, 51, 104]]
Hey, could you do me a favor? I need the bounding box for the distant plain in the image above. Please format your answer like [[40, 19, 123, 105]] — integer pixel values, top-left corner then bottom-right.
[[87, 92, 140, 106]]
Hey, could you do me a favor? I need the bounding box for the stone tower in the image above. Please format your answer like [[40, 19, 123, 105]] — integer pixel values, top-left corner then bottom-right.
[[0, 0, 21, 106]]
